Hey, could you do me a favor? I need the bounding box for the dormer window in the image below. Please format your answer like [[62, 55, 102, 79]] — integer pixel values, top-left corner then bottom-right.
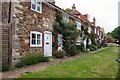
[[31, 0, 42, 13]]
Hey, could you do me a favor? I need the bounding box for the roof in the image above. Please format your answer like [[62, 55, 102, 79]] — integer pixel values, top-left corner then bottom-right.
[[43, 1, 81, 22], [69, 10, 90, 23], [69, 10, 81, 15], [80, 15, 90, 23]]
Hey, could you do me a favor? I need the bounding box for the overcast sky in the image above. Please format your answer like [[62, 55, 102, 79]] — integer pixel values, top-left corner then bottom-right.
[[55, 0, 119, 33]]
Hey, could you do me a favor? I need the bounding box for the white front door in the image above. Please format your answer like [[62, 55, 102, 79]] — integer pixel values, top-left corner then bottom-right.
[[44, 31, 52, 57]]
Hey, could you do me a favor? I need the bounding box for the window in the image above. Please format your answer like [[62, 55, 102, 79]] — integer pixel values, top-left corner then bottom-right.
[[31, 0, 36, 10], [30, 31, 42, 47], [88, 26, 91, 33], [57, 34, 63, 51], [31, 0, 42, 13], [76, 21, 81, 30]]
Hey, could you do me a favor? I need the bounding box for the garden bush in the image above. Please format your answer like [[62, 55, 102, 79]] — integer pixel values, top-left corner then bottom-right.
[[88, 44, 98, 51], [53, 51, 65, 59], [16, 54, 49, 68], [53, 11, 79, 56], [76, 44, 86, 52], [2, 64, 10, 71]]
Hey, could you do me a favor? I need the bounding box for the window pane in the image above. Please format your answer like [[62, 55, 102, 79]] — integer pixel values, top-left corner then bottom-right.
[[37, 40, 41, 45], [32, 4, 36, 10], [32, 33, 36, 44], [37, 2, 41, 12], [31, 0, 36, 10], [37, 34, 41, 45], [37, 7, 40, 11], [58, 36, 63, 47], [37, 34, 41, 40]]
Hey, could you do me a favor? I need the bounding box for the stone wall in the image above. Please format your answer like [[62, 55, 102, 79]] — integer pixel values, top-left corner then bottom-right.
[[12, 1, 56, 64]]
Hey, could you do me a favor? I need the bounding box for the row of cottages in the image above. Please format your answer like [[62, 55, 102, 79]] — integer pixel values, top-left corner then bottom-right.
[[1, 0, 82, 66], [1, 0, 104, 66], [69, 4, 105, 50]]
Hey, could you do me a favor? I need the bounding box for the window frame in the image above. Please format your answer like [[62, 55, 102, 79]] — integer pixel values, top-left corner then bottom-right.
[[88, 25, 91, 33], [76, 21, 81, 30], [30, 31, 42, 47], [31, 0, 42, 13]]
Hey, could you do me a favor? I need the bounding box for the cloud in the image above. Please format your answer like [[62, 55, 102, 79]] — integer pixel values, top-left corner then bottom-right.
[[55, 0, 119, 33]]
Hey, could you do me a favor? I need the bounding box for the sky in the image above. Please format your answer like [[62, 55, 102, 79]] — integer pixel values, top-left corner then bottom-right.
[[55, 0, 120, 33]]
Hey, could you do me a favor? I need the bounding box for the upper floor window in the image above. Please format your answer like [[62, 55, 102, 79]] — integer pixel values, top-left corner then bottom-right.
[[31, 0, 42, 13], [30, 31, 42, 47], [76, 21, 81, 30]]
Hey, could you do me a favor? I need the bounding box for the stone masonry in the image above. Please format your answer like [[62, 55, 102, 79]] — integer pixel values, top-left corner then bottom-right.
[[12, 1, 56, 64]]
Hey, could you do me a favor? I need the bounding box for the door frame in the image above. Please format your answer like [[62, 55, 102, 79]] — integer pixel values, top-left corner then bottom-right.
[[44, 31, 52, 57]]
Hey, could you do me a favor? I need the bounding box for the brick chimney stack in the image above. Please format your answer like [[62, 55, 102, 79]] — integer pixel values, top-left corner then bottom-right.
[[72, 4, 76, 10], [93, 17, 96, 25]]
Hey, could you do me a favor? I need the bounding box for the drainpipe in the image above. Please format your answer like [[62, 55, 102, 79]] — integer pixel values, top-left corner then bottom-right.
[[8, 1, 11, 23], [8, 0, 12, 65]]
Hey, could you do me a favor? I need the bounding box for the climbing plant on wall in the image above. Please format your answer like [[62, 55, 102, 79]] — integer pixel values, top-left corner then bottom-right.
[[53, 11, 78, 56]]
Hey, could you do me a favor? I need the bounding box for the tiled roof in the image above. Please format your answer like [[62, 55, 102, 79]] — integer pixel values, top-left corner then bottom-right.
[[80, 15, 90, 23], [69, 10, 90, 23], [69, 10, 81, 15]]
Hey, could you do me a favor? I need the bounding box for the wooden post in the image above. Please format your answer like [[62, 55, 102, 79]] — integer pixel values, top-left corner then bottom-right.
[[0, 0, 2, 72]]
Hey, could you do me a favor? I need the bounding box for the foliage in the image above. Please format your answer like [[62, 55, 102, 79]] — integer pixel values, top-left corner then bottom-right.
[[53, 51, 65, 59], [20, 47, 118, 78], [76, 44, 86, 52], [15, 54, 49, 68], [53, 11, 79, 56], [110, 26, 120, 43], [87, 44, 98, 51], [65, 8, 72, 12], [62, 22, 78, 56], [2, 64, 10, 71], [111, 26, 120, 38]]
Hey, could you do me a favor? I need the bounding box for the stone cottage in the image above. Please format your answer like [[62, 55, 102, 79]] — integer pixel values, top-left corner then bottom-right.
[[1, 0, 82, 65]]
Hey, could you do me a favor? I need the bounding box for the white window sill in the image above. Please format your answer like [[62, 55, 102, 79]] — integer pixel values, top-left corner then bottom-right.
[[30, 45, 42, 47]]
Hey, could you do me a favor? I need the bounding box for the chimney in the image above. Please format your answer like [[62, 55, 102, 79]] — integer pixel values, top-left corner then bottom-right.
[[93, 17, 96, 25], [46, 0, 55, 4], [72, 4, 76, 10]]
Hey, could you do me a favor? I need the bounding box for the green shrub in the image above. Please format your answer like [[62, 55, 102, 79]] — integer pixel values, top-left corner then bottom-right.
[[2, 64, 10, 71], [53, 51, 65, 59], [88, 44, 98, 51], [53, 11, 79, 56], [76, 44, 86, 52], [16, 54, 49, 68]]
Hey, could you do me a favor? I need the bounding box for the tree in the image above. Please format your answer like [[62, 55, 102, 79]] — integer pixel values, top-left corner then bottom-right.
[[111, 26, 120, 37], [110, 26, 120, 43], [65, 8, 72, 12], [53, 11, 78, 56]]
